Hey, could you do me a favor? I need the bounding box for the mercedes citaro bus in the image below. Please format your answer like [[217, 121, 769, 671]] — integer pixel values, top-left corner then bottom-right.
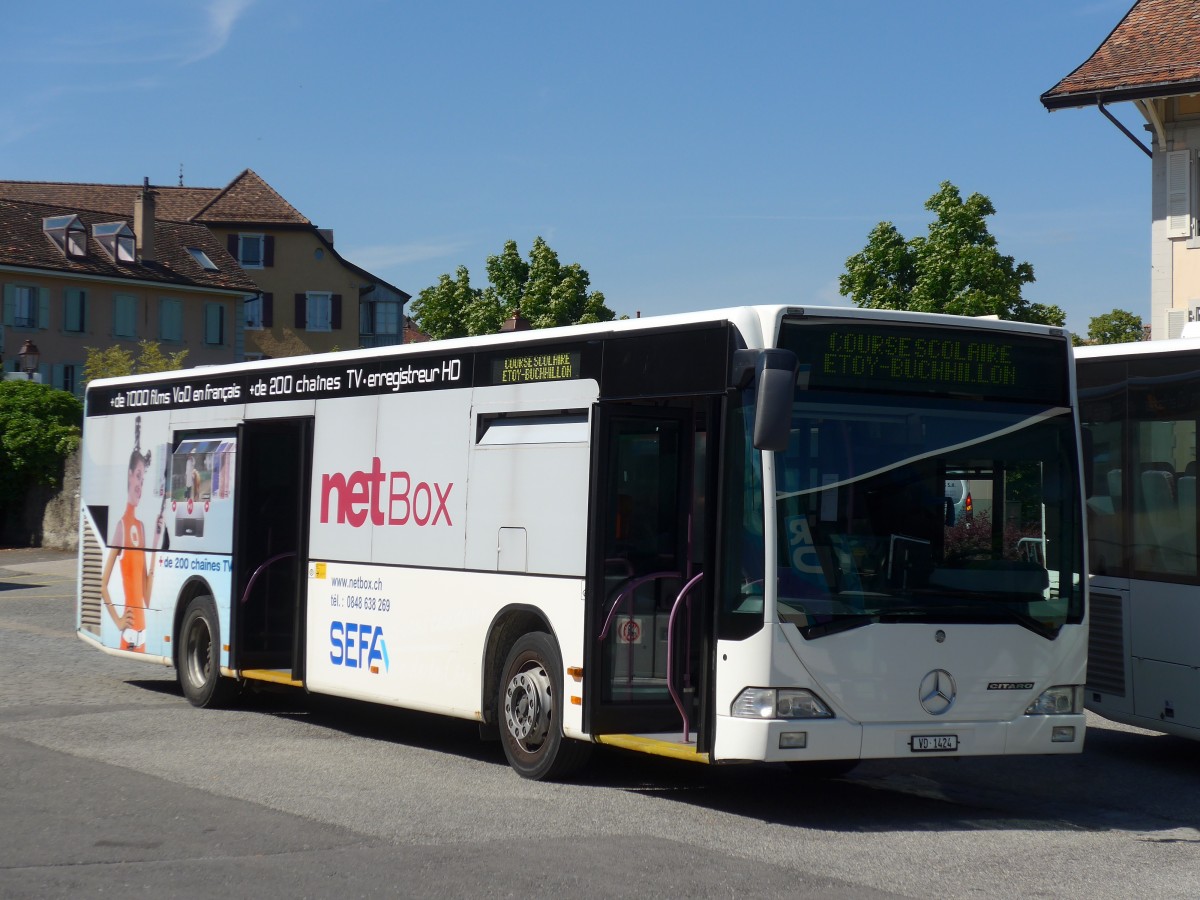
[[78, 305, 1087, 779]]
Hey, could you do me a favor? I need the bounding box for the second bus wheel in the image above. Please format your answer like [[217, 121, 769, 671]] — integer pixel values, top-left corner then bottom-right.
[[498, 632, 591, 780], [177, 595, 236, 709]]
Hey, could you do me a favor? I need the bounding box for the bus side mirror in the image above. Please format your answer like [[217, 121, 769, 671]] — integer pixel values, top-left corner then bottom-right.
[[732, 348, 797, 452]]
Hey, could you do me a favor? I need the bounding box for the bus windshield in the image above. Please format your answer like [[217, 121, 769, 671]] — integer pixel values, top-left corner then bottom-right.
[[768, 320, 1084, 639]]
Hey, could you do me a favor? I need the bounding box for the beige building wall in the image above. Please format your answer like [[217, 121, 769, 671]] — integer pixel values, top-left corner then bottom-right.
[[2, 270, 242, 391], [212, 227, 368, 357], [1171, 240, 1200, 324]]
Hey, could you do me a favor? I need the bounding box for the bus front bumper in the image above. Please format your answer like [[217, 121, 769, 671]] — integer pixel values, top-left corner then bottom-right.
[[712, 713, 1087, 763]]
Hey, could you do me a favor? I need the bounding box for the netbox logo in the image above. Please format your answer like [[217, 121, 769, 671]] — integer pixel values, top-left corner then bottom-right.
[[320, 457, 453, 528]]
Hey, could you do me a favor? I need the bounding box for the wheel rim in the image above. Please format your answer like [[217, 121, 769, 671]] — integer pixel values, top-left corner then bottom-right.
[[185, 616, 212, 688], [504, 661, 552, 749]]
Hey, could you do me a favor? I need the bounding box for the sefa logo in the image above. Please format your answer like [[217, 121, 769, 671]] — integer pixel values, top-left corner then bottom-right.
[[330, 621, 389, 674]]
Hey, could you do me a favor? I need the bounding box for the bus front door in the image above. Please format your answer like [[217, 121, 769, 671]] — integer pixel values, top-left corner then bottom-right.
[[584, 403, 715, 747], [231, 417, 313, 677]]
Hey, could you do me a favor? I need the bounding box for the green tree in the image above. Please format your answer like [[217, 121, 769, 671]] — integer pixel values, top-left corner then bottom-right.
[[412, 237, 616, 339], [839, 181, 1065, 326], [1087, 308, 1144, 344], [84, 340, 188, 384], [0, 381, 82, 504]]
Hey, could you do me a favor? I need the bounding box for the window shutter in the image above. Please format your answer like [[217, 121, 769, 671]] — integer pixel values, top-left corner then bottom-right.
[[262, 292, 273, 327], [53, 364, 64, 390], [228, 234, 239, 258], [1169, 307, 1189, 339], [115, 295, 137, 338], [264, 236, 275, 267], [331, 294, 342, 330], [3, 285, 14, 326], [161, 298, 183, 341], [1168, 149, 1192, 238], [65, 288, 85, 332], [295, 293, 307, 328], [38, 288, 50, 329]]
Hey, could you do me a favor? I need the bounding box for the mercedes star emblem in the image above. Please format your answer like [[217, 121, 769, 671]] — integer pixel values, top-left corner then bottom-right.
[[919, 669, 956, 716]]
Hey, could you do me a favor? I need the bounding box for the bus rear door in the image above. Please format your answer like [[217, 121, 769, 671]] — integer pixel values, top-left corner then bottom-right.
[[231, 417, 313, 679]]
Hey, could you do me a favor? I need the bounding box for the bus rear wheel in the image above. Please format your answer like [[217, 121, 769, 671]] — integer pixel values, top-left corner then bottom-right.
[[498, 632, 590, 780], [178, 595, 235, 709]]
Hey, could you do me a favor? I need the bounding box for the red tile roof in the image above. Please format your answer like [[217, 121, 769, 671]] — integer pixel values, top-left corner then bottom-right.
[[0, 171, 407, 299], [191, 170, 310, 225], [403, 317, 431, 343], [1042, 0, 1200, 109], [0, 170, 309, 226], [0, 199, 258, 293], [0, 180, 216, 222]]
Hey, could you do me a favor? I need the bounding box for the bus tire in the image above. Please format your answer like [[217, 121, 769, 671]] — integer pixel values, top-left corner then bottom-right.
[[178, 595, 235, 709], [498, 632, 591, 781]]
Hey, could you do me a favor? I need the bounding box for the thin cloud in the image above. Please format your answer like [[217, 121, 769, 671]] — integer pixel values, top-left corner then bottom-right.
[[2, 2, 252, 134], [347, 240, 472, 271], [183, 0, 257, 64], [0, 117, 47, 148]]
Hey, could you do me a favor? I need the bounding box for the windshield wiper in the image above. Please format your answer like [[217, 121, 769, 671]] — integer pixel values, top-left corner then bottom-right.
[[881, 594, 1059, 638], [795, 612, 876, 639]]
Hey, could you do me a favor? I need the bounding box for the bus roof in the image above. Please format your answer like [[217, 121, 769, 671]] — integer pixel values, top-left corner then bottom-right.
[[1075, 338, 1200, 361], [86, 303, 1070, 392]]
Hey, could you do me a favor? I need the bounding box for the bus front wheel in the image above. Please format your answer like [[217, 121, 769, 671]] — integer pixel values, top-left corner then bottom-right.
[[178, 595, 235, 709], [498, 632, 590, 780]]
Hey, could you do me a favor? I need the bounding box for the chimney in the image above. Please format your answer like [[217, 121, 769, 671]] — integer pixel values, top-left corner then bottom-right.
[[134, 176, 157, 262]]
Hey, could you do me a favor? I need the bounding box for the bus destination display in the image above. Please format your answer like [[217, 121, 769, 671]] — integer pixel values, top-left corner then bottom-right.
[[492, 351, 580, 385], [781, 320, 1069, 404]]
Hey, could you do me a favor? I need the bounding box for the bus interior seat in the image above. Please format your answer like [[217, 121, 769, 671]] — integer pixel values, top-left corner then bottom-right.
[[1106, 468, 1122, 512], [1178, 475, 1196, 520], [1141, 468, 1189, 572], [1141, 468, 1176, 518]]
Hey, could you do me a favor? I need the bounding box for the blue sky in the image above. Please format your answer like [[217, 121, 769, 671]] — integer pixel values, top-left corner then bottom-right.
[[2, 1, 1149, 336]]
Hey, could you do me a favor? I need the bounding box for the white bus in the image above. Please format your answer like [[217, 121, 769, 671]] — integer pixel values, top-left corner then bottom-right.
[[1077, 339, 1200, 739], [77, 305, 1087, 779]]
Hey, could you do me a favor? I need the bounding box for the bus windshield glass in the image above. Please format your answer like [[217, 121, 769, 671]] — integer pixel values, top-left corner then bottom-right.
[[769, 319, 1084, 639]]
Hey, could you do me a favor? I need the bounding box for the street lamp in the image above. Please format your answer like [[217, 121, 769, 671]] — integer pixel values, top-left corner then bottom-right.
[[17, 339, 40, 380]]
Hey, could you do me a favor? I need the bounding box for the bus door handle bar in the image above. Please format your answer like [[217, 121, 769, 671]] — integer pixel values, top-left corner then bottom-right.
[[667, 572, 704, 743], [597, 571, 681, 640], [239, 551, 298, 605]]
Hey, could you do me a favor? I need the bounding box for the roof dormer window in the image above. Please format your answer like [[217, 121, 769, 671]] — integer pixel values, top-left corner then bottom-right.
[[93, 222, 136, 263], [43, 214, 87, 258], [187, 247, 219, 270]]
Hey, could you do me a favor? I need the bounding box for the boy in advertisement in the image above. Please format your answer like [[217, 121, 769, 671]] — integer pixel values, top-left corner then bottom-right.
[[100, 416, 165, 652]]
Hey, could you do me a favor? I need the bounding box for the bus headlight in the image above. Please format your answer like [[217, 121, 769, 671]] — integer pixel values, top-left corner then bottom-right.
[[732, 688, 834, 719], [1025, 685, 1083, 716]]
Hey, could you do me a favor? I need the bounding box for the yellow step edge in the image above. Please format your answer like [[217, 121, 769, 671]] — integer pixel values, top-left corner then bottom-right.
[[224, 667, 303, 687], [595, 734, 710, 763]]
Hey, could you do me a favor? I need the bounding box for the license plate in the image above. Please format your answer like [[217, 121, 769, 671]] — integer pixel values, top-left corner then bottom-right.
[[910, 734, 958, 752]]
